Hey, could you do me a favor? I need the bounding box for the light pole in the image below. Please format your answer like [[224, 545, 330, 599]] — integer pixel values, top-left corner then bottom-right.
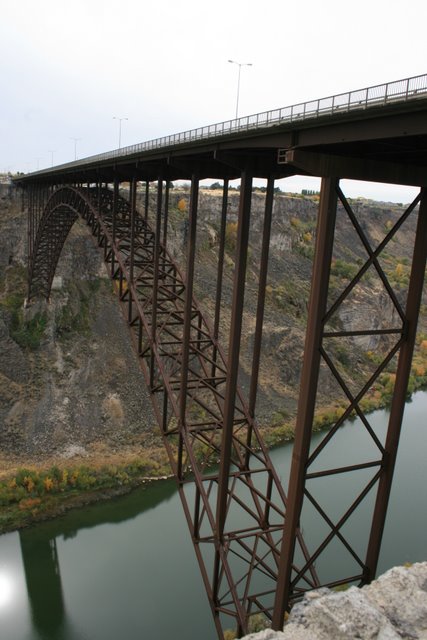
[[228, 59, 253, 119], [113, 116, 128, 149], [70, 138, 81, 161], [48, 150, 57, 167]]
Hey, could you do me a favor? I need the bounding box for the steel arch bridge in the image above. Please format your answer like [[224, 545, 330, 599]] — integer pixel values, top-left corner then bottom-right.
[[16, 73, 427, 638]]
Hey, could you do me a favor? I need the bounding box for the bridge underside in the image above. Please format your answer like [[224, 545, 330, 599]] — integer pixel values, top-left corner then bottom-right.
[[20, 113, 427, 638]]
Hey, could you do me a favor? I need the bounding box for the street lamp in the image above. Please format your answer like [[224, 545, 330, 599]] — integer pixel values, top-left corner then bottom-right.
[[228, 59, 253, 119], [113, 116, 128, 149], [70, 138, 81, 161], [48, 150, 57, 167]]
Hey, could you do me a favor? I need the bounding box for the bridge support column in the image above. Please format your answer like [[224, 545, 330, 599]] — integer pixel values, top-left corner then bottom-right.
[[144, 180, 149, 222], [27, 185, 34, 300], [111, 177, 119, 277], [128, 177, 137, 323], [163, 180, 170, 248], [211, 178, 229, 380], [364, 187, 427, 581], [150, 176, 163, 389], [177, 174, 199, 480], [213, 170, 253, 636], [247, 176, 275, 451], [272, 176, 338, 629], [216, 169, 253, 537]]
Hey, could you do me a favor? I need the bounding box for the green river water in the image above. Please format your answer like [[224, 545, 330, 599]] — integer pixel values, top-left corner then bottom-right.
[[0, 391, 426, 640]]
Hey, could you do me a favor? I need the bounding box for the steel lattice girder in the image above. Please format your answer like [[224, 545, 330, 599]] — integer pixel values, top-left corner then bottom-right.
[[27, 183, 316, 637], [26, 178, 427, 639], [272, 181, 427, 628]]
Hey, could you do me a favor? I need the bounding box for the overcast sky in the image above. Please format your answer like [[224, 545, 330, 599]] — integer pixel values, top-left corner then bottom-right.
[[1, 0, 426, 202]]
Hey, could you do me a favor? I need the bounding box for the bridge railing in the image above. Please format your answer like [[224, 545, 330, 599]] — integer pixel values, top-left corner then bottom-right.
[[25, 72, 427, 176]]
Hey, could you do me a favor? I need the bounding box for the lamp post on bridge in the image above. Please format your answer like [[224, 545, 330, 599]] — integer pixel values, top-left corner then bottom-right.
[[113, 116, 128, 149], [48, 150, 57, 167], [70, 138, 81, 161], [228, 59, 253, 119]]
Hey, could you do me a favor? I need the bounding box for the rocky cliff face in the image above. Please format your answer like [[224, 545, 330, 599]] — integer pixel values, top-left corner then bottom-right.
[[0, 183, 425, 470], [0, 184, 156, 472], [240, 562, 427, 640]]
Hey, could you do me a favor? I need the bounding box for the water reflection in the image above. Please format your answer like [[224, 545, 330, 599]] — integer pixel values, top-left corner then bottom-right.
[[20, 532, 66, 639], [13, 479, 182, 640]]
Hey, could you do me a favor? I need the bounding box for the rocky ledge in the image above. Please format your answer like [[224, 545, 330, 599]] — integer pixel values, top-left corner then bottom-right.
[[242, 562, 427, 640]]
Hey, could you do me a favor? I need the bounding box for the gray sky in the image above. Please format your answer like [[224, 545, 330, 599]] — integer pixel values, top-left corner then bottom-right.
[[1, 0, 426, 202]]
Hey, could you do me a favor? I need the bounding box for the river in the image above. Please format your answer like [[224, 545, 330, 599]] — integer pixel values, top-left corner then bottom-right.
[[0, 391, 426, 640]]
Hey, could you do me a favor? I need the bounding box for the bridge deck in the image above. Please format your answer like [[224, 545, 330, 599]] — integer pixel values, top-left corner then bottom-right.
[[15, 72, 427, 186]]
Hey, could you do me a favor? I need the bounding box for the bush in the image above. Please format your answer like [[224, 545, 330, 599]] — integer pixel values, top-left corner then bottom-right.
[[177, 198, 187, 212], [0, 459, 157, 509], [330, 259, 358, 280], [9, 309, 47, 350], [225, 222, 238, 252]]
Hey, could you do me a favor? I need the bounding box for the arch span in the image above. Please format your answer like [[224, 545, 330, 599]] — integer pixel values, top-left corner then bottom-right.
[[27, 182, 315, 638]]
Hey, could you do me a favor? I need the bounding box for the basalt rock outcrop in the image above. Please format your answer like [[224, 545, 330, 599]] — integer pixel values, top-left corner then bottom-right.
[[241, 562, 427, 640]]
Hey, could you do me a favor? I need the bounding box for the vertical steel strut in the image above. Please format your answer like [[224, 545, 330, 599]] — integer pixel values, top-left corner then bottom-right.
[[272, 177, 339, 628], [178, 174, 199, 480], [272, 180, 427, 627], [211, 179, 229, 381], [364, 188, 427, 579], [216, 169, 253, 540]]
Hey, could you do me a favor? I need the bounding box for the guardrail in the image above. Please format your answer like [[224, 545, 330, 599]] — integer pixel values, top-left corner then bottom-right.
[[25, 73, 427, 177]]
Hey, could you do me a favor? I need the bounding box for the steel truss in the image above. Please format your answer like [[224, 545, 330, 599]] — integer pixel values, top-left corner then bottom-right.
[[26, 177, 427, 638], [272, 179, 427, 627], [27, 180, 316, 637]]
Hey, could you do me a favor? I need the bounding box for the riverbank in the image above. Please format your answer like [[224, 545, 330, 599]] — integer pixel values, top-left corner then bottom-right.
[[0, 446, 173, 534], [1, 375, 426, 536]]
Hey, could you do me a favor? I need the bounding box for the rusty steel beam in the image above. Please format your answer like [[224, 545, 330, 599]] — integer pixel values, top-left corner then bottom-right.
[[163, 179, 170, 248], [272, 176, 339, 629], [283, 149, 427, 187], [211, 178, 229, 380], [271, 179, 427, 628], [128, 177, 137, 323], [111, 177, 119, 276], [27, 186, 34, 300], [216, 169, 253, 540], [364, 187, 427, 580], [178, 174, 199, 480], [248, 176, 274, 421], [144, 180, 149, 222], [26, 181, 318, 638], [150, 177, 163, 389]]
